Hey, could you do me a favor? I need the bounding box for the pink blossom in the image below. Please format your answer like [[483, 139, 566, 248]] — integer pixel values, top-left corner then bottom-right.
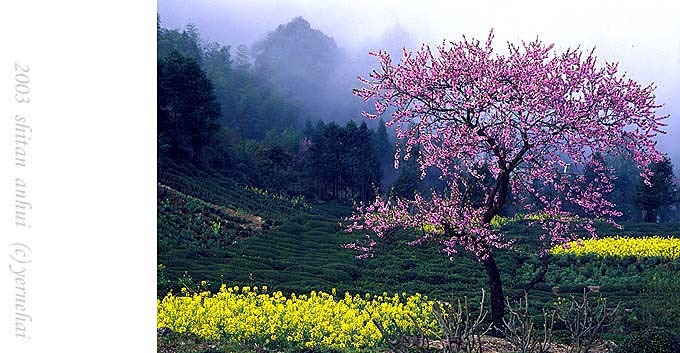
[[345, 30, 667, 261]]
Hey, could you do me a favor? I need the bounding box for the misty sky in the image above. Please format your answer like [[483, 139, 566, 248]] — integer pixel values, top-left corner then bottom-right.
[[158, 0, 680, 167]]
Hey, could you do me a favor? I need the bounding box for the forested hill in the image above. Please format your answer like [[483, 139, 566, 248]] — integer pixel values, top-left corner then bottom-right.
[[157, 14, 679, 258], [157, 16, 407, 203]]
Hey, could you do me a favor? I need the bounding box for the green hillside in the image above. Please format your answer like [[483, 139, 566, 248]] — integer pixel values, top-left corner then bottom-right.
[[158, 161, 680, 333]]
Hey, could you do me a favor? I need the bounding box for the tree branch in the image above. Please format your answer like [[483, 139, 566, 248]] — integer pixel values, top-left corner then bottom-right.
[[510, 256, 550, 302]]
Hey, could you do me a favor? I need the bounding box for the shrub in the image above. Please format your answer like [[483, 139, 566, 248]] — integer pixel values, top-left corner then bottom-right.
[[431, 289, 491, 353], [615, 328, 680, 353], [636, 271, 680, 332], [554, 289, 620, 353], [503, 292, 555, 353]]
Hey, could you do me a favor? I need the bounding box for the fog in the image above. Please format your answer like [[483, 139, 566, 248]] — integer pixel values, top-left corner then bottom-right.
[[158, 0, 680, 170]]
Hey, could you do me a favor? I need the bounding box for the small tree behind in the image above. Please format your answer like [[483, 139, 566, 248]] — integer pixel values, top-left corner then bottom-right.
[[636, 156, 679, 222]]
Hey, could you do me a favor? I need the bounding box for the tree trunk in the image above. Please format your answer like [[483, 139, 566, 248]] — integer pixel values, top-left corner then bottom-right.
[[482, 253, 505, 337]]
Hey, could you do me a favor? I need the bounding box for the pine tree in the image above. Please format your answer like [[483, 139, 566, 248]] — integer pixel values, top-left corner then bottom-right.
[[636, 156, 679, 222]]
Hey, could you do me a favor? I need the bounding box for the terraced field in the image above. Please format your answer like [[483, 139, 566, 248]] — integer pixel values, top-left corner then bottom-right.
[[158, 161, 680, 335]]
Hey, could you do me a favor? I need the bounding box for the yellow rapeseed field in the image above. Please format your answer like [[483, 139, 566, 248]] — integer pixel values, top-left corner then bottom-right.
[[550, 236, 680, 259], [157, 285, 437, 350]]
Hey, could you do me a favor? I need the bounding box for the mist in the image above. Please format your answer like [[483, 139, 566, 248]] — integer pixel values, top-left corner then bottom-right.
[[158, 0, 680, 172]]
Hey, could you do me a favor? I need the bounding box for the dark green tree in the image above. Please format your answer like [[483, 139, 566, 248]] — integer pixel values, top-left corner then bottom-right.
[[158, 52, 221, 161], [353, 122, 382, 201], [307, 121, 382, 201], [157, 23, 204, 63], [373, 118, 391, 160], [636, 156, 679, 222], [202, 43, 233, 122]]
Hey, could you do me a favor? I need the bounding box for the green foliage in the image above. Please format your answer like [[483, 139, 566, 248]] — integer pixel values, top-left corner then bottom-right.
[[615, 328, 680, 353], [245, 186, 310, 209], [636, 156, 679, 222], [157, 264, 171, 291], [159, 159, 308, 222], [634, 269, 680, 332], [157, 182, 263, 254], [264, 128, 303, 154], [307, 121, 382, 201], [157, 23, 203, 63], [158, 51, 221, 161]]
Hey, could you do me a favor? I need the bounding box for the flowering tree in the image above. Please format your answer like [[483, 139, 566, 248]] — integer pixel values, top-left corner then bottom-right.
[[345, 30, 667, 334]]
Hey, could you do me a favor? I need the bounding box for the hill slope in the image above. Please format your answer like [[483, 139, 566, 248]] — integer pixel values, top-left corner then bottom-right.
[[158, 161, 680, 331]]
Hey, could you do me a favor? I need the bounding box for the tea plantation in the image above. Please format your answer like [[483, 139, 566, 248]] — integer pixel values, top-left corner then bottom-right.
[[158, 161, 680, 336]]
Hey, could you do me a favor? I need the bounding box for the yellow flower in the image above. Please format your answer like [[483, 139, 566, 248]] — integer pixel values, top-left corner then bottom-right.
[[551, 236, 680, 259], [157, 284, 437, 350]]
